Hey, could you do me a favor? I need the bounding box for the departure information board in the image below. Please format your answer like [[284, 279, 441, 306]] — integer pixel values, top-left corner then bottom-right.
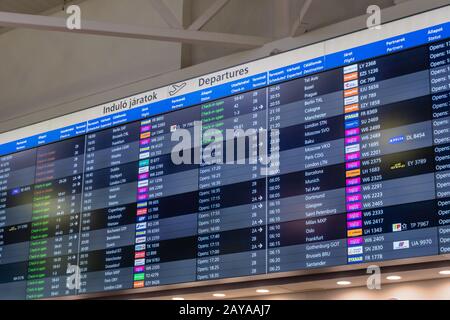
[[1, 7, 450, 299]]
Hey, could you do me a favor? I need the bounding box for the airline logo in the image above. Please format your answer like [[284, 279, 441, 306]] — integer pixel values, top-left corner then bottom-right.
[[389, 135, 405, 144], [345, 95, 359, 105], [134, 266, 145, 273], [344, 80, 359, 90], [136, 122, 151, 289], [345, 112, 359, 121], [141, 119, 151, 126], [135, 236, 146, 244], [347, 211, 362, 221], [346, 169, 361, 178], [344, 64, 358, 74], [135, 244, 146, 251], [137, 202, 147, 208], [348, 256, 363, 263], [136, 222, 147, 230], [139, 166, 150, 174], [136, 216, 147, 223], [138, 180, 149, 188], [138, 173, 149, 180], [348, 237, 363, 246], [345, 144, 360, 154], [136, 230, 147, 237], [346, 202, 362, 212], [344, 62, 362, 264], [390, 162, 406, 170], [345, 128, 360, 137], [393, 240, 410, 250], [344, 88, 359, 97], [346, 185, 361, 195], [347, 220, 363, 229], [138, 187, 148, 194], [346, 194, 362, 203], [139, 152, 150, 160], [170, 125, 178, 132], [345, 120, 360, 129], [344, 72, 359, 83], [345, 136, 360, 145], [345, 152, 360, 161], [137, 194, 148, 201], [346, 177, 361, 186], [345, 103, 360, 114], [137, 208, 148, 216], [134, 258, 145, 266], [346, 161, 361, 170], [134, 273, 145, 281], [347, 229, 363, 237], [392, 223, 403, 232], [135, 251, 146, 259], [348, 246, 363, 255]]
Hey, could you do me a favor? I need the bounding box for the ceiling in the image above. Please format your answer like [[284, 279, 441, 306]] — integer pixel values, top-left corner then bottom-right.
[[0, 0, 65, 14], [0, 0, 79, 34], [187, 0, 398, 64], [0, 0, 399, 38], [0, 0, 402, 64]]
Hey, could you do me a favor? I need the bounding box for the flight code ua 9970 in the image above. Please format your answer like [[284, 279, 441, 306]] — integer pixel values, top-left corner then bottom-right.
[[178, 304, 271, 318]]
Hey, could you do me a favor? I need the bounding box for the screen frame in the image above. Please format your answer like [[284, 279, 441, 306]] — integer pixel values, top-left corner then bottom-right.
[[2, 3, 450, 300]]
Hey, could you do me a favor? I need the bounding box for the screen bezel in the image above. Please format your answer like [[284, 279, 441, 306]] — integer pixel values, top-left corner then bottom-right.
[[2, 4, 450, 300]]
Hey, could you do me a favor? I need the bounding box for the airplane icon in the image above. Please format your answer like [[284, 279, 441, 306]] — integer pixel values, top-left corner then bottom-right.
[[169, 82, 187, 96]]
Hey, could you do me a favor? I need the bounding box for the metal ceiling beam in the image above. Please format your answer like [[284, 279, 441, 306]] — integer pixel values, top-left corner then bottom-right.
[[290, 0, 313, 37], [188, 0, 230, 31], [273, 0, 291, 39], [0, 11, 270, 48], [149, 0, 182, 29]]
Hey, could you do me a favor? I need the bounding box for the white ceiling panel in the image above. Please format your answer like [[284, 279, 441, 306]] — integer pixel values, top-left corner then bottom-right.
[[0, 0, 65, 14]]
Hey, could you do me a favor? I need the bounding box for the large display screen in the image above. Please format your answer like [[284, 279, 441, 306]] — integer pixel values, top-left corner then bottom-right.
[[1, 7, 450, 299]]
